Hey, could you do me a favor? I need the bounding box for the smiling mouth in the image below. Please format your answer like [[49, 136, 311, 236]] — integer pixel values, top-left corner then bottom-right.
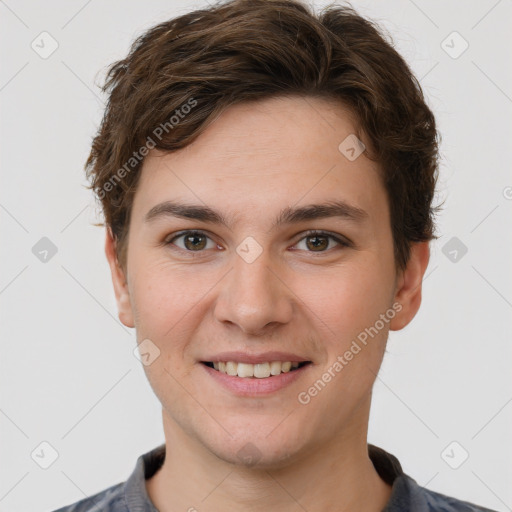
[[201, 361, 311, 378]]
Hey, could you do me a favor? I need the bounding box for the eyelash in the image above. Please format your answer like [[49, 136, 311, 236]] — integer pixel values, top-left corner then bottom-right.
[[165, 229, 352, 255]]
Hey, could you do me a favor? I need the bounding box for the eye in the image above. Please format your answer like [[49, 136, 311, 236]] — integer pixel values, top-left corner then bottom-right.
[[164, 229, 351, 255], [166, 230, 219, 252], [293, 230, 351, 253]]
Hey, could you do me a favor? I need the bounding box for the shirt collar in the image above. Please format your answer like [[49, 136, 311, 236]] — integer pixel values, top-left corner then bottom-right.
[[122, 443, 412, 511], [123, 443, 165, 511]]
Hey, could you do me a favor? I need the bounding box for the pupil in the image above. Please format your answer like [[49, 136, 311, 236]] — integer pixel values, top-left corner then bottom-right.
[[307, 235, 328, 251], [185, 234, 206, 250]]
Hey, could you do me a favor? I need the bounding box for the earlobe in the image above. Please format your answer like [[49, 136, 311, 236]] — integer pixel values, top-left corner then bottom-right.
[[389, 242, 430, 332], [104, 228, 135, 328]]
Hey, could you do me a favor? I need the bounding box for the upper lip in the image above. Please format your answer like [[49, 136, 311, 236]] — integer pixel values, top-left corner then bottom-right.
[[201, 351, 311, 364]]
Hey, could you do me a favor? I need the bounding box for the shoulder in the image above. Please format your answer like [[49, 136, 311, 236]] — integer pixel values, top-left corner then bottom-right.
[[49, 444, 164, 511], [422, 486, 498, 512], [50, 481, 126, 512], [394, 474, 498, 512], [368, 444, 497, 512]]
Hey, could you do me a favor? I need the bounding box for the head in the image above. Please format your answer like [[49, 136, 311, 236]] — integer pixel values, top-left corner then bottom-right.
[[90, 0, 440, 467]]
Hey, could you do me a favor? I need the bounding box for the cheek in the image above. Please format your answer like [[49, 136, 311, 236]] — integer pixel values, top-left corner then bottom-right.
[[304, 262, 391, 342], [129, 264, 205, 390], [129, 260, 208, 341]]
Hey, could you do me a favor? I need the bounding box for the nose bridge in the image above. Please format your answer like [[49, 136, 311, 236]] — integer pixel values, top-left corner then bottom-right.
[[214, 243, 293, 334]]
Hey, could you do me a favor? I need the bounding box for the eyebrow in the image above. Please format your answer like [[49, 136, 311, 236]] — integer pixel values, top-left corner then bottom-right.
[[144, 199, 369, 228]]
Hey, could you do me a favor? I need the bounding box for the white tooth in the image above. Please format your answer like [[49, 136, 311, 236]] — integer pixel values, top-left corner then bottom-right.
[[218, 361, 227, 373], [269, 361, 282, 375], [254, 362, 271, 378], [226, 361, 238, 376], [237, 363, 254, 378], [291, 362, 299, 369], [281, 361, 292, 373], [213, 362, 219, 370]]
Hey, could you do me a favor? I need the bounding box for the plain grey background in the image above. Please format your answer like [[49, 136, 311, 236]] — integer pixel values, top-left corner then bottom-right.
[[1, 0, 511, 510]]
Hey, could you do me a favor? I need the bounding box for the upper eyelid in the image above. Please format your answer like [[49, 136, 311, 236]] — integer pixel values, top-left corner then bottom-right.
[[167, 229, 217, 244]]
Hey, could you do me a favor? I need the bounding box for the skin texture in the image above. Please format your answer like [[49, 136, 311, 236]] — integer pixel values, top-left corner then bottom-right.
[[105, 95, 430, 511]]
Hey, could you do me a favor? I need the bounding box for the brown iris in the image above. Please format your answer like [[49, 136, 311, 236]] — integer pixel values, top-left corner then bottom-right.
[[305, 234, 329, 251], [184, 233, 208, 250]]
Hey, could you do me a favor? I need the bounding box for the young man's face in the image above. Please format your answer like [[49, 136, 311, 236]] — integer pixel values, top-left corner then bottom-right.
[[107, 95, 428, 468]]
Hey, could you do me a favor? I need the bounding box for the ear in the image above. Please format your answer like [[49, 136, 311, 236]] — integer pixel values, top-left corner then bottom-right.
[[104, 227, 135, 328], [389, 241, 430, 331]]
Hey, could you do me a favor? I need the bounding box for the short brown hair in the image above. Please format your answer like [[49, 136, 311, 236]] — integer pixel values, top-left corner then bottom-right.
[[86, 0, 441, 273]]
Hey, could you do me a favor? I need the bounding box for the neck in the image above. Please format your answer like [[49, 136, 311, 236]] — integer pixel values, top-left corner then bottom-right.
[[146, 410, 392, 511]]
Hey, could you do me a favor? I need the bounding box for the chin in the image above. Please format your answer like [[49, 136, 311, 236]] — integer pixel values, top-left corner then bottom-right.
[[211, 440, 300, 470], [201, 423, 308, 470]]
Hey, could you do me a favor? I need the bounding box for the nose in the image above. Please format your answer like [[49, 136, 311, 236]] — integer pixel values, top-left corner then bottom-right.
[[213, 247, 294, 336]]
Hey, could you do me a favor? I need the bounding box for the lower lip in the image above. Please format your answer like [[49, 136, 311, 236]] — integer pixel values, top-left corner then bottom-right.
[[200, 363, 311, 396]]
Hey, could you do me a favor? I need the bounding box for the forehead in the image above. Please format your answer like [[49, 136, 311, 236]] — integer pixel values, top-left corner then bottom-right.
[[131, 95, 386, 228]]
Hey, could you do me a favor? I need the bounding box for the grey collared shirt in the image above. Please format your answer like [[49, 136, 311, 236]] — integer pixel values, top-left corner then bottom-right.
[[51, 444, 497, 511]]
